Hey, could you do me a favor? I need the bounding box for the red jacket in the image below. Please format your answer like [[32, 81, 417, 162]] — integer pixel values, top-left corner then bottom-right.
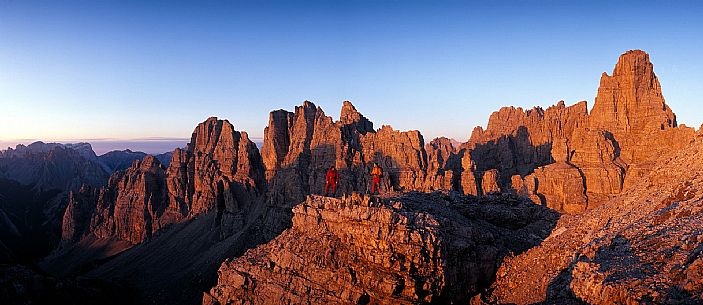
[[326, 168, 339, 183]]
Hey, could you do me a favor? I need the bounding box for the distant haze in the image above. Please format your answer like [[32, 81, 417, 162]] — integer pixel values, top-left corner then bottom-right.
[[0, 139, 185, 155], [86, 139, 189, 155], [0, 137, 265, 155]]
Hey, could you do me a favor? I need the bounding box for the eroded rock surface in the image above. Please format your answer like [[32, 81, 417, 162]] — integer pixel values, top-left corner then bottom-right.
[[524, 162, 588, 214], [485, 137, 703, 304], [205, 192, 558, 305], [61, 117, 265, 245], [463, 50, 694, 213], [261, 100, 451, 205]]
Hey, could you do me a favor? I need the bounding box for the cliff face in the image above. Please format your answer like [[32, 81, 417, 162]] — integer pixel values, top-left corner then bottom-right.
[[466, 50, 694, 213], [62, 156, 168, 244], [187, 117, 264, 215], [590, 50, 676, 137], [61, 118, 265, 245], [261, 100, 447, 205], [589, 50, 694, 189], [484, 134, 703, 305], [54, 102, 471, 304], [204, 192, 558, 305]]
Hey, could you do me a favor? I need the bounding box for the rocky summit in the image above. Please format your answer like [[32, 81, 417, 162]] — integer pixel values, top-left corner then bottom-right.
[[204, 192, 558, 305], [465, 50, 694, 213], [5, 50, 700, 305], [60, 117, 264, 246]]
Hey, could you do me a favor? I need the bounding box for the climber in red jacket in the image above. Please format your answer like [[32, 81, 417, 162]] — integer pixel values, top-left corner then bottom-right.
[[325, 166, 339, 196], [370, 163, 383, 195]]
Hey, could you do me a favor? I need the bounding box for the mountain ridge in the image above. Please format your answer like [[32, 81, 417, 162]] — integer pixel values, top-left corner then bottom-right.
[[6, 49, 701, 305]]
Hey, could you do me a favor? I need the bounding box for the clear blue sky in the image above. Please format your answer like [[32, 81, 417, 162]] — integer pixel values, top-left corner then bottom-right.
[[2, 0, 702, 152]]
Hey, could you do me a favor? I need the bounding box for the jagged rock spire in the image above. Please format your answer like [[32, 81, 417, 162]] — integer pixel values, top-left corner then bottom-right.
[[339, 100, 373, 133], [590, 50, 677, 134]]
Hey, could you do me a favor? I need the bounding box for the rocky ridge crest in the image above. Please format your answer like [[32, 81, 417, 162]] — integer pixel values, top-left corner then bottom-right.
[[61, 118, 264, 245], [48, 50, 703, 305], [204, 192, 558, 305], [465, 50, 694, 212]]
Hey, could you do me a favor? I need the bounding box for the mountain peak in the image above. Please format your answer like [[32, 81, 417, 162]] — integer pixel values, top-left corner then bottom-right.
[[591, 50, 676, 135], [339, 100, 373, 133], [611, 49, 652, 77]]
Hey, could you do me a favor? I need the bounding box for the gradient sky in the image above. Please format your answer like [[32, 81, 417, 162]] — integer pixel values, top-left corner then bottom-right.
[[2, 0, 703, 154]]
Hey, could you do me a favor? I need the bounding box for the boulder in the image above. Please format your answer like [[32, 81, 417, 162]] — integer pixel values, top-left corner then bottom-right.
[[481, 169, 500, 194], [526, 162, 588, 214]]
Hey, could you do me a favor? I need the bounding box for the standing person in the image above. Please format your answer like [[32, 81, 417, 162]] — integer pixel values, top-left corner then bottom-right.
[[325, 166, 339, 197], [370, 163, 383, 195]]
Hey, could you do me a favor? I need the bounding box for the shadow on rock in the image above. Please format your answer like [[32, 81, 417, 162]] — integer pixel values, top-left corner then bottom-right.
[[204, 191, 561, 305]]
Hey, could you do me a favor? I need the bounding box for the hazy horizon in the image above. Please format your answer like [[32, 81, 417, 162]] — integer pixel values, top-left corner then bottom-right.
[[0, 136, 271, 155], [0, 138, 190, 155], [2, 0, 703, 143]]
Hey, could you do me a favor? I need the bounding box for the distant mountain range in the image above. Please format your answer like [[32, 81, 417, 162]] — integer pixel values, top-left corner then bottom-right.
[[98, 149, 173, 172], [0, 141, 174, 263], [0, 141, 176, 182]]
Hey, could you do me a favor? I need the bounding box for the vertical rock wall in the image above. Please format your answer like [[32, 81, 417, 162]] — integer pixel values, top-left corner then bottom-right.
[[61, 118, 265, 245]]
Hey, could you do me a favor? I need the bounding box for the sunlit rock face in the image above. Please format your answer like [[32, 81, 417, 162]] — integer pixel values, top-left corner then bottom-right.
[[486, 136, 703, 305], [61, 118, 265, 245], [465, 50, 694, 213], [204, 192, 558, 305], [47, 50, 703, 305], [260, 100, 453, 206]]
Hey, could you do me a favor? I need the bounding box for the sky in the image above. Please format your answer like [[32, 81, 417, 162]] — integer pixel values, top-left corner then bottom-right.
[[1, 0, 703, 154]]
